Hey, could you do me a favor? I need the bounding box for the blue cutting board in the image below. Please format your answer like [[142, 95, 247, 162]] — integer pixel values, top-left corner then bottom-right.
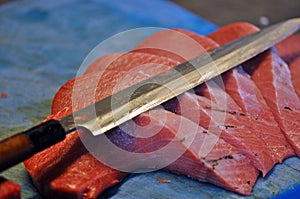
[[0, 0, 299, 198]]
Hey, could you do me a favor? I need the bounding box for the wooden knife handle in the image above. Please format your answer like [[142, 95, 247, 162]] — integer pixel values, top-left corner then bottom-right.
[[0, 120, 66, 172]]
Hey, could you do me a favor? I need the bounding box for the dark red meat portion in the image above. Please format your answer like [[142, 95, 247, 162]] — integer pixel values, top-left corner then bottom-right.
[[168, 91, 273, 176], [210, 22, 300, 156], [24, 24, 300, 197], [24, 128, 127, 199], [207, 23, 294, 162], [133, 29, 218, 62], [135, 29, 275, 175], [0, 177, 20, 199], [276, 34, 300, 98], [25, 52, 182, 198], [51, 52, 178, 117], [245, 50, 300, 156], [24, 32, 259, 197], [114, 109, 258, 195]]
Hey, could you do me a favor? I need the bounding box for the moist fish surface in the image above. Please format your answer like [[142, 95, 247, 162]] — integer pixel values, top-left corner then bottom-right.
[[216, 23, 300, 157], [25, 48, 258, 197], [24, 52, 178, 198], [134, 29, 275, 175], [24, 24, 300, 198], [276, 34, 300, 98], [207, 23, 294, 162], [0, 177, 21, 199], [166, 91, 273, 176]]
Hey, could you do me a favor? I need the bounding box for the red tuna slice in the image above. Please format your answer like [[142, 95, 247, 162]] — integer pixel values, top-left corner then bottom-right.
[[133, 28, 218, 62], [166, 92, 273, 176], [208, 23, 294, 162], [0, 177, 21, 199], [79, 107, 258, 195], [133, 29, 240, 113], [276, 34, 300, 98], [26, 49, 258, 196], [244, 50, 300, 156], [195, 75, 292, 164], [174, 27, 292, 163], [25, 52, 180, 198], [87, 50, 260, 193], [194, 81, 244, 113], [133, 28, 274, 175], [222, 69, 293, 161], [136, 109, 258, 195], [212, 22, 300, 156], [52, 52, 180, 116], [83, 52, 125, 75], [276, 34, 300, 63], [24, 127, 127, 199]]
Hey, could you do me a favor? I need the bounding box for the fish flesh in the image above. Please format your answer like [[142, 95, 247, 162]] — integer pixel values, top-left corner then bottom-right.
[[24, 24, 300, 198], [0, 177, 20, 199]]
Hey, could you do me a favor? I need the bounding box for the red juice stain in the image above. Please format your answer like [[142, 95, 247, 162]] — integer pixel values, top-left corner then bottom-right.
[[157, 178, 171, 183], [1, 92, 7, 99]]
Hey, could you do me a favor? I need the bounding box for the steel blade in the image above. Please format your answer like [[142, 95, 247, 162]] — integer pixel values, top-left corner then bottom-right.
[[59, 18, 300, 135]]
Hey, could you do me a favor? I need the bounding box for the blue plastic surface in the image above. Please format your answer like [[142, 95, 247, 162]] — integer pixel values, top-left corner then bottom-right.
[[0, 0, 299, 198]]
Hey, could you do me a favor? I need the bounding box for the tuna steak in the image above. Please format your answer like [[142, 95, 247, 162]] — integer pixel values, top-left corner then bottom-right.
[[207, 23, 294, 162], [25, 49, 258, 197], [24, 23, 299, 197], [133, 28, 218, 62], [25, 51, 179, 199], [0, 177, 20, 199], [106, 108, 258, 195], [276, 34, 300, 98], [24, 127, 127, 199], [166, 91, 273, 176], [24, 32, 262, 196], [51, 52, 179, 116], [134, 29, 274, 175], [211, 22, 300, 156]]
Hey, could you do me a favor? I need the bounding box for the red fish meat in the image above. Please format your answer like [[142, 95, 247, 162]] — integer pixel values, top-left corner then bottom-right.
[[0, 177, 20, 199], [134, 29, 275, 175], [25, 44, 258, 197], [210, 22, 300, 156], [207, 23, 294, 162], [276, 34, 300, 98], [23, 23, 300, 198]]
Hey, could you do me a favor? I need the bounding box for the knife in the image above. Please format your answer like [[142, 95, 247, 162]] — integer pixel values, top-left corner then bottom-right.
[[1, 18, 300, 173]]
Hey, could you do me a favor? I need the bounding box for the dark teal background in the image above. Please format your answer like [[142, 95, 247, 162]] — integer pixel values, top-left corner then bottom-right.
[[0, 0, 299, 198]]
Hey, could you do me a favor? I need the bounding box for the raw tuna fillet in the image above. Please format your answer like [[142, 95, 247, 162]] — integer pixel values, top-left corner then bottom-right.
[[133, 28, 218, 62], [82, 107, 258, 194], [212, 22, 300, 156], [51, 52, 125, 114], [276, 34, 300, 98], [134, 29, 274, 175], [166, 91, 273, 176], [133, 109, 258, 195], [67, 63, 259, 193], [25, 48, 258, 196], [24, 127, 127, 199], [207, 23, 294, 162], [245, 51, 300, 156], [195, 81, 281, 168], [0, 177, 21, 199], [25, 52, 178, 199], [51, 52, 179, 116], [83, 53, 125, 75]]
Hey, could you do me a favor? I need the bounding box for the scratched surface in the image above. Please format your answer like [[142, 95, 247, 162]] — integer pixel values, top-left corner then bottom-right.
[[0, 0, 299, 198]]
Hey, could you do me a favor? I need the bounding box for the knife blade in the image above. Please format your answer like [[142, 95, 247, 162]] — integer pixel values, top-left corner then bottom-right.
[[0, 18, 300, 172]]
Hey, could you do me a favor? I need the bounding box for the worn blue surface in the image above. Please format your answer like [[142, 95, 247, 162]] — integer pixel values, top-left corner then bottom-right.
[[0, 0, 299, 198]]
